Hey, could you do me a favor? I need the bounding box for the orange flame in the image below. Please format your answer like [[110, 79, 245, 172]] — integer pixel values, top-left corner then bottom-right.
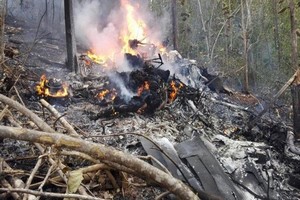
[[96, 88, 117, 102], [86, 0, 166, 66], [121, 0, 146, 55], [87, 51, 107, 65], [169, 81, 183, 102], [97, 89, 109, 100], [36, 74, 68, 98]]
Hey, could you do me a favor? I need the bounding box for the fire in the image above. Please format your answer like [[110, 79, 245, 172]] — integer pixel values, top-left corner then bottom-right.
[[86, 0, 166, 66], [97, 89, 109, 100], [121, 0, 146, 55], [36, 74, 68, 98], [137, 81, 150, 96], [96, 88, 117, 102], [87, 51, 108, 65], [169, 80, 184, 102]]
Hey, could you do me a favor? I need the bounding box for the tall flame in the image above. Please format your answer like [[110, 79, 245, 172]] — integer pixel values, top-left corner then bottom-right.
[[121, 0, 146, 55], [87, 0, 164, 65]]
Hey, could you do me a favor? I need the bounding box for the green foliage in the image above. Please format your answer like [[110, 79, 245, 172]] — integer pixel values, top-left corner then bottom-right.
[[148, 0, 298, 99]]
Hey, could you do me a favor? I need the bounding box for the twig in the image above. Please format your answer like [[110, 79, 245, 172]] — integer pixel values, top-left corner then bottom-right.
[[0, 94, 90, 197], [0, 188, 104, 200], [0, 179, 21, 200], [14, 86, 25, 106], [155, 191, 171, 200], [0, 94, 54, 132], [105, 170, 119, 190], [40, 99, 80, 137], [0, 105, 9, 121], [53, 112, 67, 129], [38, 164, 55, 191], [0, 126, 200, 200], [23, 157, 44, 200], [7, 74, 21, 97], [1, 160, 36, 199]]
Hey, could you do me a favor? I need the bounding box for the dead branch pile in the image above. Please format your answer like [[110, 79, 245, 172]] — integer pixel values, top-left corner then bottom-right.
[[0, 93, 204, 200]]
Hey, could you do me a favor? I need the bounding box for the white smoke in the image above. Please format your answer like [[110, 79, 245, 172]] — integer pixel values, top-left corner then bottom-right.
[[74, 0, 169, 66], [74, 0, 171, 99]]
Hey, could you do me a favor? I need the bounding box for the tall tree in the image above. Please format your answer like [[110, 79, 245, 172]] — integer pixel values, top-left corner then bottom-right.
[[171, 0, 178, 50], [0, 0, 6, 63], [289, 0, 300, 139], [272, 0, 281, 67], [289, 0, 298, 71], [240, 0, 250, 93], [64, 0, 78, 73], [197, 0, 210, 56]]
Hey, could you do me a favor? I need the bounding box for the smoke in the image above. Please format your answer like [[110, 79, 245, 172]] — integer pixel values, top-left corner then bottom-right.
[[74, 0, 169, 69], [74, 0, 171, 99]]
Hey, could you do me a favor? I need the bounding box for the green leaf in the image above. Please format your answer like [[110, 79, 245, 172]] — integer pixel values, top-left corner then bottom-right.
[[67, 169, 83, 194]]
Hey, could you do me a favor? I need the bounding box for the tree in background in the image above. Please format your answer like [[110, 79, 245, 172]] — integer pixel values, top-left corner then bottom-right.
[[0, 0, 6, 63]]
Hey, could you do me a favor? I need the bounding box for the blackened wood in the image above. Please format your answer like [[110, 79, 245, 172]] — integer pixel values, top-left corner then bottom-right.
[[291, 84, 300, 139], [171, 0, 178, 50], [64, 0, 78, 73]]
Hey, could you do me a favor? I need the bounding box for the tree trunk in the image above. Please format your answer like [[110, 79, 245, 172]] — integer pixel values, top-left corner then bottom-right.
[[291, 80, 300, 140], [197, 0, 209, 56], [241, 0, 250, 93], [272, 0, 281, 68], [64, 0, 78, 73], [289, 0, 298, 71], [171, 0, 178, 50], [0, 0, 6, 63], [289, 0, 299, 139]]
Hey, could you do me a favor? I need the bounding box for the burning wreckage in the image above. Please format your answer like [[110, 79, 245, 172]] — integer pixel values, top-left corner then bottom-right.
[[1, 1, 300, 200], [29, 44, 300, 199]]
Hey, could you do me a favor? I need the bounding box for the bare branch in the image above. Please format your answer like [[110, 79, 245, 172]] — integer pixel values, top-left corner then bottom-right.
[[0, 188, 104, 200], [0, 125, 200, 200]]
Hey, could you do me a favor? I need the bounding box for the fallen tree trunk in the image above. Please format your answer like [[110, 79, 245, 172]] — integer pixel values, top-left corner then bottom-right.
[[0, 125, 200, 200]]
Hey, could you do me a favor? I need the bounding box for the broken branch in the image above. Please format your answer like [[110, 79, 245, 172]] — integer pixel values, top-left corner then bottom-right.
[[0, 125, 200, 200]]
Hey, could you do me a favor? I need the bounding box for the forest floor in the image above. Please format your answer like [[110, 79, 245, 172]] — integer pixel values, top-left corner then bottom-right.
[[0, 16, 300, 200]]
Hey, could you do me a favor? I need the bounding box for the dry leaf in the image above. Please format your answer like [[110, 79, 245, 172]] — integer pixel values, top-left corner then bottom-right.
[[67, 169, 84, 193]]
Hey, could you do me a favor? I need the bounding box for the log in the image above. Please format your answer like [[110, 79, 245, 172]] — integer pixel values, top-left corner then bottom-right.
[[64, 0, 78, 72], [0, 126, 200, 200]]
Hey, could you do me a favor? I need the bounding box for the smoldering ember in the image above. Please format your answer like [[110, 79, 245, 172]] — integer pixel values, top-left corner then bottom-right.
[[0, 0, 300, 200]]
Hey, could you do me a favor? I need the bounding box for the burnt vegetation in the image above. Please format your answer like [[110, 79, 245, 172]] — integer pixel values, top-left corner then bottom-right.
[[0, 1, 300, 200]]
